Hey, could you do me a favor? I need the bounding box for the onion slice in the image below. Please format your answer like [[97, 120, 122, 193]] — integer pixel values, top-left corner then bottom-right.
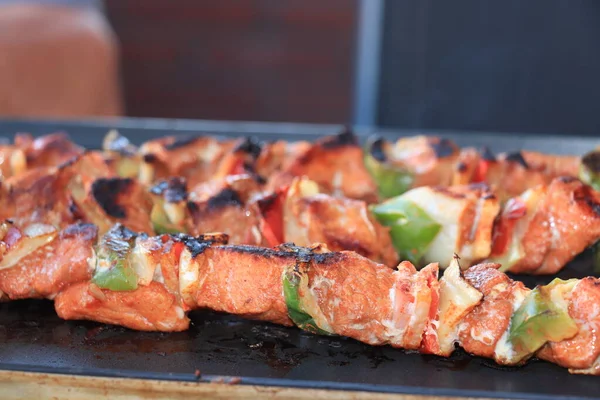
[[0, 229, 58, 270]]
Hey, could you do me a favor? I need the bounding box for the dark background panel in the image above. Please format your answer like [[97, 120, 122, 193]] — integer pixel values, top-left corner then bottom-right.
[[105, 0, 358, 124], [378, 0, 600, 135]]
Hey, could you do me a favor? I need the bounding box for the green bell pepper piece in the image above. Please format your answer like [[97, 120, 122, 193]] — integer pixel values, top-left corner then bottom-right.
[[370, 197, 441, 266], [364, 137, 414, 199], [282, 265, 334, 336], [91, 225, 138, 291], [508, 278, 578, 362], [92, 254, 138, 291]]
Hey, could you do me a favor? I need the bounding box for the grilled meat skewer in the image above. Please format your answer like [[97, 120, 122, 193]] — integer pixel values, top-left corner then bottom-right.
[[0, 224, 596, 375]]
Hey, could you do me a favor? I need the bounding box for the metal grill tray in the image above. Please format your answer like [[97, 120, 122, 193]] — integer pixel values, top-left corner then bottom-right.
[[0, 118, 599, 400]]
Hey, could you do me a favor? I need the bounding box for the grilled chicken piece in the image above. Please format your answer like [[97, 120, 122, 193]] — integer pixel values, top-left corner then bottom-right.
[[138, 135, 263, 187], [0, 153, 112, 228], [72, 177, 155, 236], [454, 148, 581, 202], [537, 277, 600, 373], [55, 228, 227, 331], [459, 264, 529, 362], [15, 133, 84, 170], [189, 173, 264, 203], [268, 128, 379, 203], [189, 244, 296, 326], [55, 281, 189, 332], [187, 186, 266, 246], [254, 140, 311, 178], [0, 223, 97, 299], [0, 152, 151, 235], [487, 177, 600, 274], [279, 177, 397, 266]]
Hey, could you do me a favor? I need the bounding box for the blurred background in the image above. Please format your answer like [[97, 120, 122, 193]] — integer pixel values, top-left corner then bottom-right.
[[1, 0, 599, 135]]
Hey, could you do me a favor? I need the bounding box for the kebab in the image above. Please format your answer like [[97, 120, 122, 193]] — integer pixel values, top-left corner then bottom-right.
[[372, 176, 600, 274], [364, 135, 583, 201], [1, 130, 598, 274], [0, 222, 598, 375]]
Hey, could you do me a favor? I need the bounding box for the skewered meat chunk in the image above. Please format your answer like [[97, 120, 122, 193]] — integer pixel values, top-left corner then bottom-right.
[[0, 223, 97, 299], [487, 176, 600, 274], [281, 177, 397, 266], [268, 128, 379, 203]]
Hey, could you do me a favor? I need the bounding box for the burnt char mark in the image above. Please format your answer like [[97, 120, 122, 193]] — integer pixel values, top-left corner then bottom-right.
[[234, 137, 263, 159], [150, 177, 188, 203], [320, 126, 358, 149], [367, 136, 387, 162], [574, 186, 600, 217], [582, 151, 600, 174], [60, 223, 99, 241], [505, 151, 529, 169], [430, 138, 456, 158], [241, 162, 267, 185], [169, 233, 227, 258], [212, 242, 340, 264], [480, 146, 496, 162], [164, 135, 201, 151], [105, 223, 138, 242], [91, 178, 134, 219], [143, 153, 158, 164], [256, 192, 278, 214], [186, 201, 199, 215], [206, 188, 244, 210]]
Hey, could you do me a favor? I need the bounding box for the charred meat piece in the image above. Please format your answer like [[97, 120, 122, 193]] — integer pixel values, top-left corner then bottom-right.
[[189, 173, 265, 204], [487, 177, 600, 274], [0, 223, 97, 299], [268, 128, 379, 203], [138, 135, 233, 186], [15, 133, 84, 169], [55, 229, 227, 331], [457, 148, 581, 202], [280, 177, 398, 266], [138, 135, 262, 187], [254, 140, 311, 178], [0, 152, 113, 228], [187, 186, 266, 246]]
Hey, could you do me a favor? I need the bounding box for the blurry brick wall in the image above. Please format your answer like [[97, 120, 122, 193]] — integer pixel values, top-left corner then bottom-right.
[[104, 1, 358, 123]]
